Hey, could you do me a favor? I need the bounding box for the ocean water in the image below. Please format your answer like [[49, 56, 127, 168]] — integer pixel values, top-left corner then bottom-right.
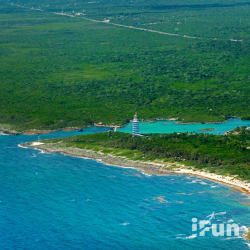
[[1, 120, 250, 249]]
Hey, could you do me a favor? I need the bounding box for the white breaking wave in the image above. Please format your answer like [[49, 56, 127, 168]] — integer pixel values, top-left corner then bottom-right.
[[121, 222, 130, 226], [240, 226, 248, 232], [200, 181, 208, 185], [0, 132, 9, 136], [224, 236, 242, 240], [80, 156, 91, 160], [18, 144, 28, 149], [177, 235, 196, 239], [188, 180, 197, 183], [140, 171, 152, 177]]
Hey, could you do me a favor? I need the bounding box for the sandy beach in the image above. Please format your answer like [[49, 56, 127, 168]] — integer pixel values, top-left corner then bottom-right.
[[22, 142, 250, 196]]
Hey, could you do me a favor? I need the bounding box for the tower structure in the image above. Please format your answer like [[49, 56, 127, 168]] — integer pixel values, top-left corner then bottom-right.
[[132, 113, 140, 136]]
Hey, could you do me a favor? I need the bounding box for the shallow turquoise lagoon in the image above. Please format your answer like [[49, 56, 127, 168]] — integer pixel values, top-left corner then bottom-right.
[[118, 118, 250, 135]]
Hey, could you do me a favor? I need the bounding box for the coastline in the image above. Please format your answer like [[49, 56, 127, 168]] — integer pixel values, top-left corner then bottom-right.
[[176, 121, 228, 125], [0, 118, 236, 135], [0, 124, 119, 136], [22, 142, 250, 196], [0, 127, 81, 136], [176, 120, 229, 125]]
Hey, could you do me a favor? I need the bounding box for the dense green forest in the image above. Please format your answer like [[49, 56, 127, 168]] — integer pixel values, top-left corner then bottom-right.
[[1, 0, 250, 130], [46, 127, 250, 180]]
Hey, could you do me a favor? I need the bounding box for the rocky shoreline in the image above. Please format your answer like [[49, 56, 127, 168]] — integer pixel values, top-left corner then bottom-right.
[[0, 127, 79, 136], [22, 142, 176, 175], [22, 142, 250, 196], [0, 129, 22, 135]]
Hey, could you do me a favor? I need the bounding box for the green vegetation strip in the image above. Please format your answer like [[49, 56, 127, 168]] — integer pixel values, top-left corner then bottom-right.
[[45, 126, 250, 180]]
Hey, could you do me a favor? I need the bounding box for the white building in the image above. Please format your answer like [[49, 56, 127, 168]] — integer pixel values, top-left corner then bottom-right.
[[132, 114, 140, 136]]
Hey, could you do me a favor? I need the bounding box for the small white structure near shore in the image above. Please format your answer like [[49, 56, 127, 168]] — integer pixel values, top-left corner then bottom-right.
[[132, 113, 140, 136]]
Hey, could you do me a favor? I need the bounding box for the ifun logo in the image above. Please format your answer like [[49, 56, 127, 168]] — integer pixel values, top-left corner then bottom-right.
[[192, 212, 239, 237]]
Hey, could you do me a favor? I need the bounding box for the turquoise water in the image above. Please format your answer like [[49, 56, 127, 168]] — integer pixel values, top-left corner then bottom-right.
[[1, 119, 250, 249], [118, 118, 250, 135]]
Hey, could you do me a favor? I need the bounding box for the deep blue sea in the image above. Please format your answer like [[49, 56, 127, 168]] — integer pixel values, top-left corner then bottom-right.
[[1, 119, 250, 249]]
